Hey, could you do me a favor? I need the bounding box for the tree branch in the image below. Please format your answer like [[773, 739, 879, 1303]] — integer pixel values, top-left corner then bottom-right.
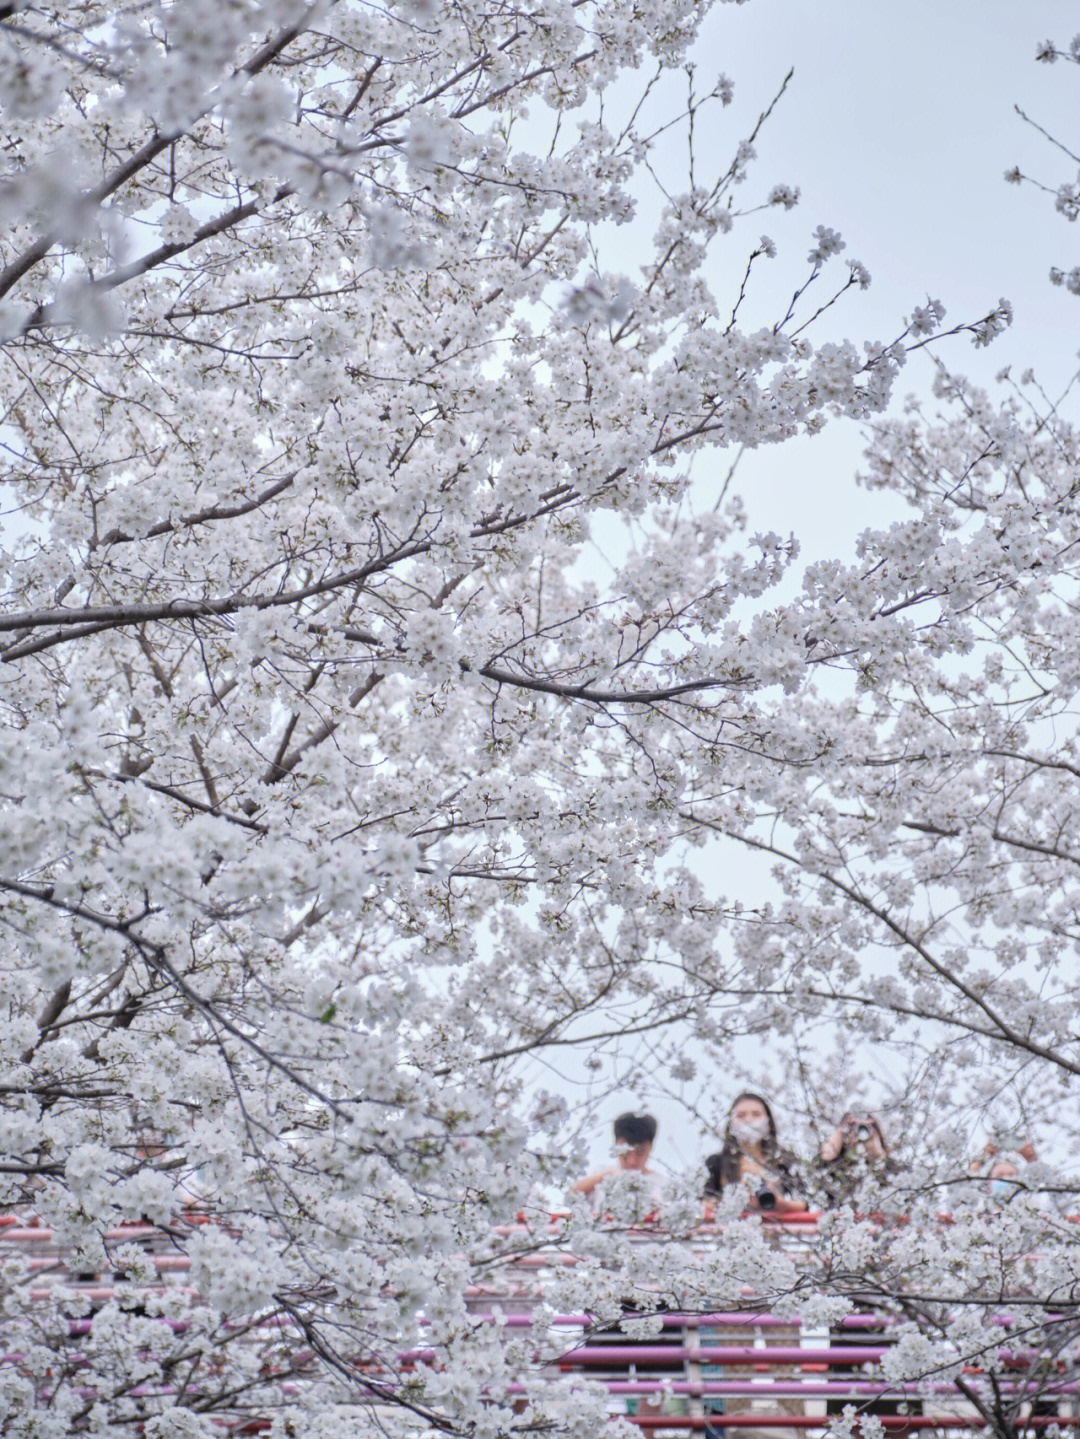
[[0, 6, 317, 302]]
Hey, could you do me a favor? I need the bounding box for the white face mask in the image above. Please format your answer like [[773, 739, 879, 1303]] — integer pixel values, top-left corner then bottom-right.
[[731, 1117, 769, 1145]]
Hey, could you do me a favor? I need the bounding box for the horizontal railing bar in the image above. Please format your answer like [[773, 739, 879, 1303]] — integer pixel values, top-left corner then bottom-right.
[[0, 1226, 184, 1242], [513, 1381, 1080, 1396], [22, 1255, 190, 1272], [623, 1420, 1080, 1431], [552, 1346, 1057, 1365], [437, 1313, 896, 1329]]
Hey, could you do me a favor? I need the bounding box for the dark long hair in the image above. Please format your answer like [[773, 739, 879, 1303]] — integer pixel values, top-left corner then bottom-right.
[[705, 1091, 787, 1195]]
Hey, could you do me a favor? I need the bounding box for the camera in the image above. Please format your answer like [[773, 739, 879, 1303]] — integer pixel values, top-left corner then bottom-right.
[[755, 1186, 777, 1210]]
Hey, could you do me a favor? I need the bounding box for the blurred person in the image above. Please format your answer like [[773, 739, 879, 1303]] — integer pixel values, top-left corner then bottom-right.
[[816, 1111, 897, 1204], [968, 1133, 1060, 1430], [703, 1093, 804, 1213], [702, 1096, 806, 1439], [970, 1132, 1038, 1203], [819, 1111, 890, 1166], [571, 1111, 658, 1199], [571, 1111, 672, 1422], [817, 1113, 911, 1427]]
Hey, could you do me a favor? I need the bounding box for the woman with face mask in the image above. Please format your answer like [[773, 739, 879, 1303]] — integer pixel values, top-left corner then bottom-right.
[[703, 1092, 805, 1213], [700, 1094, 806, 1439], [969, 1134, 1039, 1205]]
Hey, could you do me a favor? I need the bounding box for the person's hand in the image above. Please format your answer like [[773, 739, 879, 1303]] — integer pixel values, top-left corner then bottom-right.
[[858, 1117, 887, 1160], [985, 1137, 1036, 1163], [820, 1127, 846, 1163], [774, 1193, 809, 1214]]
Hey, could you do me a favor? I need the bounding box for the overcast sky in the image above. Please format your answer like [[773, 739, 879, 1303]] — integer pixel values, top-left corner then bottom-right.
[[692, 0, 1079, 557], [534, 1, 1080, 1184]]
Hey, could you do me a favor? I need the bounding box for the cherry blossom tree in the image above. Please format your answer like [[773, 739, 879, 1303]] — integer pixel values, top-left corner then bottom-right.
[[0, 1, 1072, 1435]]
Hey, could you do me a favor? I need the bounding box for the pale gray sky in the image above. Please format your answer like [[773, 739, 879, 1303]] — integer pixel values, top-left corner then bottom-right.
[[698, 0, 1079, 558]]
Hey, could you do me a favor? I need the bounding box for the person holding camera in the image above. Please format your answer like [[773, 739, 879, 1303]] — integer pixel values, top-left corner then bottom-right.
[[820, 1111, 890, 1165], [703, 1093, 805, 1213], [814, 1111, 896, 1207], [815, 1110, 912, 1427], [701, 1094, 805, 1439]]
